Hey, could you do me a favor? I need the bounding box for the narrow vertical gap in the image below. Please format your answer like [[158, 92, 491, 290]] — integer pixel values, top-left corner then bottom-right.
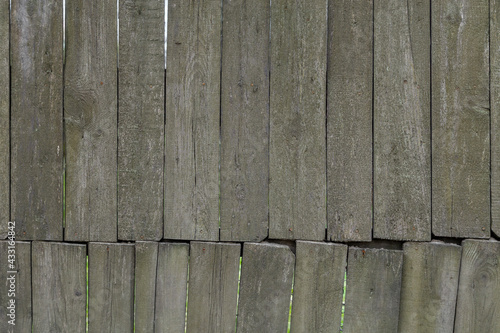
[[324, 0, 329, 236], [287, 272, 294, 333], [184, 255, 190, 333], [86, 254, 89, 333], [340, 271, 347, 332], [489, 0, 492, 233], [429, 0, 433, 237], [116, 0, 120, 240], [162, 0, 167, 240], [267, 0, 272, 238], [132, 249, 137, 333], [152, 245, 159, 333], [219, 0, 223, 231], [62, 0, 66, 235], [371, 0, 375, 240], [234, 256, 242, 332], [165, 0, 168, 69]]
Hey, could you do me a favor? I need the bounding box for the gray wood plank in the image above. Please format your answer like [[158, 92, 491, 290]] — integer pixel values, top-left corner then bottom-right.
[[236, 242, 295, 333], [88, 243, 135, 333], [220, 0, 269, 242], [135, 241, 159, 333], [432, 0, 490, 238], [186, 242, 240, 333], [32, 242, 86, 332], [269, 0, 327, 241], [118, 0, 164, 241], [10, 0, 63, 240], [290, 241, 347, 333], [164, 0, 221, 241], [65, 0, 118, 242], [492, 0, 500, 236], [343, 247, 403, 333], [0, 0, 8, 231]]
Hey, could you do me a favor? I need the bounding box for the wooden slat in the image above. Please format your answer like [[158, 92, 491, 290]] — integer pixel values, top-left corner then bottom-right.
[[0, 0, 8, 232], [492, 0, 500, 236], [164, 0, 221, 241], [432, 0, 490, 238], [220, 0, 269, 242], [236, 242, 295, 333], [135, 241, 158, 333], [269, 0, 327, 240], [65, 0, 118, 242], [10, 0, 63, 240]]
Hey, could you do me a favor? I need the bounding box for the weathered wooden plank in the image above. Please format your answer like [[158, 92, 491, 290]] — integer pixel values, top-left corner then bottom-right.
[[118, 0, 164, 241], [236, 242, 295, 333], [432, 0, 490, 238], [220, 0, 269, 242], [0, 0, 8, 232], [398, 241, 462, 333], [290, 241, 347, 333], [135, 241, 158, 333], [492, 0, 500, 236], [155, 242, 189, 333], [164, 0, 221, 241], [32, 242, 86, 332], [343, 247, 403, 333], [10, 0, 63, 240], [88, 243, 135, 332], [269, 0, 327, 241], [65, 0, 117, 242]]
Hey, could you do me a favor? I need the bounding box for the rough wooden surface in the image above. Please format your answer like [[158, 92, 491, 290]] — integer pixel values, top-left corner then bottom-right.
[[432, 0, 490, 238], [398, 242, 462, 333], [236, 242, 295, 333], [65, 0, 117, 242], [135, 242, 158, 333], [290, 241, 347, 333], [10, 0, 63, 240], [32, 242, 86, 332], [492, 0, 500, 236], [0, 0, 8, 231], [118, 0, 164, 241], [164, 0, 221, 241], [327, 0, 373, 242], [220, 0, 269, 242], [343, 247, 403, 333], [269, 0, 327, 240], [186, 242, 240, 333]]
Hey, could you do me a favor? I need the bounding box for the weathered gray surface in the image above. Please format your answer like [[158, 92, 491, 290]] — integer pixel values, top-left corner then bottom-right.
[[398, 242, 461, 333], [432, 0, 490, 238], [343, 247, 403, 333], [492, 0, 500, 236], [0, 0, 8, 231], [327, 0, 373, 242], [155, 242, 189, 333], [220, 0, 269, 242], [32, 242, 86, 332], [164, 0, 220, 241], [135, 242, 158, 333], [88, 243, 135, 333], [236, 242, 295, 333], [10, 0, 63, 240], [269, 0, 327, 240], [65, 0, 118, 242], [186, 242, 240, 333], [118, 0, 164, 241], [290, 241, 347, 333]]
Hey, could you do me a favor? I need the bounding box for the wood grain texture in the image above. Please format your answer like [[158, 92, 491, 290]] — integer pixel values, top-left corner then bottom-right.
[[10, 0, 63, 240], [134, 241, 158, 333], [220, 0, 269, 242], [290, 241, 347, 333], [269, 0, 327, 240], [118, 0, 164, 241], [432, 0, 490, 238], [65, 0, 117, 242], [0, 0, 8, 230], [492, 0, 500, 236], [186, 242, 240, 333], [164, 0, 221, 241]]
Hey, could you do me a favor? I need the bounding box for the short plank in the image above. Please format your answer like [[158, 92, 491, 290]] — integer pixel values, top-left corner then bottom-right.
[[32, 242, 86, 332], [492, 0, 500, 236], [0, 0, 8, 230], [164, 0, 221, 241], [343, 247, 403, 333], [398, 242, 462, 333], [10, 0, 63, 240], [220, 0, 269, 242], [135, 241, 159, 333], [432, 0, 490, 238], [290, 241, 347, 333], [236, 242, 295, 333], [65, 0, 117, 242], [186, 242, 240, 333], [269, 0, 327, 240]]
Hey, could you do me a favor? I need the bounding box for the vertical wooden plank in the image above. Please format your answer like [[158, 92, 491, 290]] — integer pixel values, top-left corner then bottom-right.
[[186, 242, 240, 333], [88, 243, 134, 332], [432, 0, 490, 238], [118, 0, 164, 241], [135, 241, 159, 333], [220, 0, 269, 242], [343, 247, 403, 333], [65, 0, 118, 242], [0, 0, 8, 230], [164, 0, 221, 241], [269, 0, 328, 241], [32, 242, 86, 332], [10, 0, 63, 240], [290, 241, 347, 333], [492, 0, 500, 236], [236, 242, 295, 333], [398, 242, 462, 333]]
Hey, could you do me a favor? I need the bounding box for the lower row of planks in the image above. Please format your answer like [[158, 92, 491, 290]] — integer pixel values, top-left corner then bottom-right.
[[1, 239, 499, 332]]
